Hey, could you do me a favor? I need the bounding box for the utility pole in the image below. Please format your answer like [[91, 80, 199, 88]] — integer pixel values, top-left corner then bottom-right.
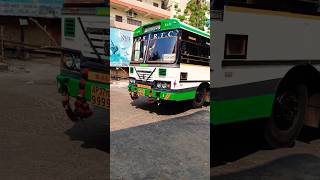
[[0, 25, 4, 62], [19, 18, 28, 59], [0, 25, 8, 71]]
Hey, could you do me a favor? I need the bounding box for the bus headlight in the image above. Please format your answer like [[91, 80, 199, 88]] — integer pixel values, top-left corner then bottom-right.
[[156, 81, 171, 89], [62, 53, 81, 71], [129, 78, 136, 84], [156, 82, 162, 88], [63, 54, 73, 69], [74, 58, 80, 71], [161, 83, 167, 89]]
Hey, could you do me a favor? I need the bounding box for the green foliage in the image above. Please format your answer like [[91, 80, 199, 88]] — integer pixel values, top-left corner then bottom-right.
[[173, 0, 209, 31]]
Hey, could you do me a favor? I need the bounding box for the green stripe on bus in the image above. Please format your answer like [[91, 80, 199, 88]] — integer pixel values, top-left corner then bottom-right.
[[210, 94, 275, 125], [57, 75, 109, 101], [134, 19, 209, 38], [128, 85, 196, 101], [159, 90, 196, 101], [139, 64, 149, 67]]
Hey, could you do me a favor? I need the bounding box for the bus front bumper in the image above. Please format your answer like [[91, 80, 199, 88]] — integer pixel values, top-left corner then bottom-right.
[[128, 84, 196, 101], [56, 74, 109, 101]]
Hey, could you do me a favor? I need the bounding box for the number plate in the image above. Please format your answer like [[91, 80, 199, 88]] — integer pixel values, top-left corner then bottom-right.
[[136, 84, 151, 90], [88, 71, 109, 83], [91, 86, 109, 109], [137, 89, 145, 96]]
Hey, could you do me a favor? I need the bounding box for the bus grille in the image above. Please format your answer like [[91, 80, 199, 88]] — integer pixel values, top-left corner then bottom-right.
[[136, 69, 155, 81]]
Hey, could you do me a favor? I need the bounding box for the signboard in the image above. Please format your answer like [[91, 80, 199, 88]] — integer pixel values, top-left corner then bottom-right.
[[136, 30, 179, 41], [19, 18, 28, 26], [144, 24, 160, 33], [0, 0, 64, 18], [110, 28, 133, 67]]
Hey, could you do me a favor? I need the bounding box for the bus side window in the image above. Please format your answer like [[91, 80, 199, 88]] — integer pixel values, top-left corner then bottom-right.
[[181, 30, 199, 56], [199, 38, 210, 58], [224, 34, 248, 59], [199, 45, 210, 59], [181, 41, 199, 57], [181, 43, 187, 54], [180, 29, 209, 66]]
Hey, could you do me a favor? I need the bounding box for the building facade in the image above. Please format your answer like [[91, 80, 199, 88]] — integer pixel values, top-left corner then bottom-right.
[[110, 0, 181, 78], [110, 0, 172, 32], [0, 0, 64, 59]]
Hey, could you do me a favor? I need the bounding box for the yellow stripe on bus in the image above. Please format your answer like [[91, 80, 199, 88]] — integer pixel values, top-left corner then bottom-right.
[[165, 94, 171, 100], [88, 71, 109, 83]]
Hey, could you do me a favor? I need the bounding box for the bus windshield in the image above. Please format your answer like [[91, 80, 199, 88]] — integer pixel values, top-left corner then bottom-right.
[[147, 37, 177, 63], [132, 30, 179, 64]]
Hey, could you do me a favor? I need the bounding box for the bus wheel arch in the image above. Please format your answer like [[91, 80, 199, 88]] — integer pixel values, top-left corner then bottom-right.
[[265, 64, 320, 148], [276, 64, 320, 98], [277, 64, 320, 128], [192, 82, 210, 108]]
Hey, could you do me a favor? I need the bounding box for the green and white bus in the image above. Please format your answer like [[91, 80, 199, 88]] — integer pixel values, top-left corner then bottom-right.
[[56, 1, 109, 122], [211, 0, 320, 147], [128, 19, 210, 108]]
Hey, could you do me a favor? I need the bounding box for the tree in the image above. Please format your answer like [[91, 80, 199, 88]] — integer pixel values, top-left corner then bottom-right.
[[173, 0, 209, 31]]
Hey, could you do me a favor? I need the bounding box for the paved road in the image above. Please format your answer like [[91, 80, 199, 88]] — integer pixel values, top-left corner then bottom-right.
[[211, 120, 320, 180], [110, 81, 210, 179], [0, 57, 108, 180]]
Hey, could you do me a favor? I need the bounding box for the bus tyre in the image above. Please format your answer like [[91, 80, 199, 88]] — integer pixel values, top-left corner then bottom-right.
[[265, 84, 308, 148], [130, 92, 138, 101], [192, 86, 206, 108]]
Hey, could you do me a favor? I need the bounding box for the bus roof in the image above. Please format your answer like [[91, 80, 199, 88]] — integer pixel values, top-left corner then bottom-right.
[[133, 18, 210, 39]]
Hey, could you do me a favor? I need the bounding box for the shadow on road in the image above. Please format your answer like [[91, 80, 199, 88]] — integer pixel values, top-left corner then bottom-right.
[[65, 110, 110, 153], [298, 126, 320, 143], [211, 119, 267, 167], [211, 153, 320, 180], [211, 118, 320, 167], [131, 96, 209, 115]]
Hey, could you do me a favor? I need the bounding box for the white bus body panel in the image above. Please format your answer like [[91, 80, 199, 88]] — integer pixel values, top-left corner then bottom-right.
[[212, 7, 320, 88], [130, 64, 209, 90], [61, 14, 108, 61]]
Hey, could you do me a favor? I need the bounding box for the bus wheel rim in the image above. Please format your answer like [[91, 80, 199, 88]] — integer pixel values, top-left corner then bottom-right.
[[275, 91, 299, 130]]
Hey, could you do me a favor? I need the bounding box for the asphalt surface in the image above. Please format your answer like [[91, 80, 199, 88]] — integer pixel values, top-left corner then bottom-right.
[[211, 120, 320, 180], [0, 57, 108, 180], [110, 81, 210, 179], [5, 57, 319, 180]]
